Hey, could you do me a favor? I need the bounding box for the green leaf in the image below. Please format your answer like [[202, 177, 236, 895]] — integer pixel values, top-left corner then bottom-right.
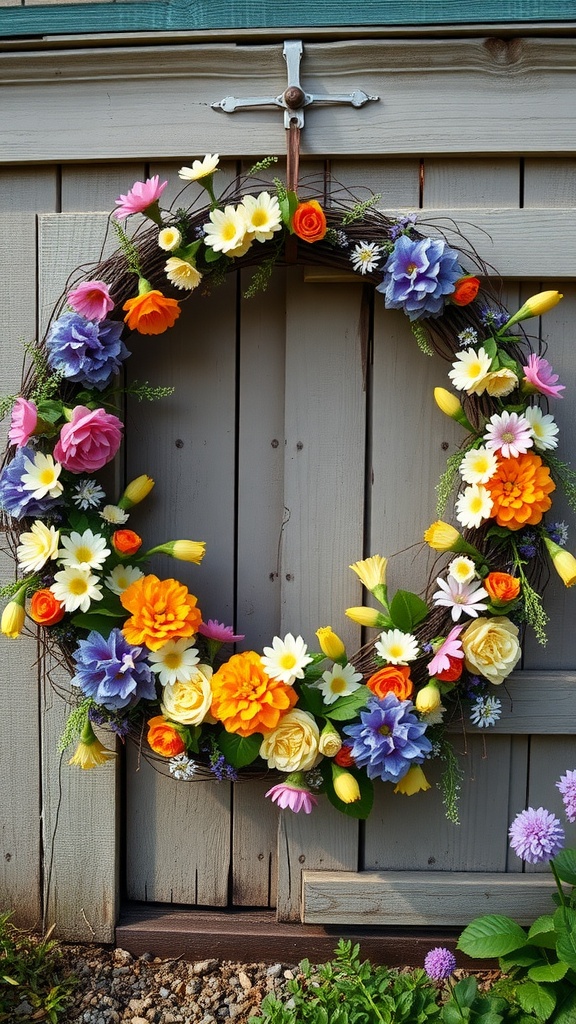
[[499, 946, 547, 969], [296, 683, 325, 717], [553, 987, 576, 1023], [528, 916, 557, 950], [443, 1004, 468, 1024], [516, 981, 556, 1021], [553, 906, 576, 970], [203, 246, 222, 264], [324, 686, 370, 722], [528, 962, 568, 983], [389, 590, 429, 632], [453, 977, 478, 1007], [457, 915, 528, 958], [70, 612, 125, 636], [482, 336, 498, 361], [321, 762, 374, 820], [553, 849, 576, 887], [217, 731, 261, 769], [279, 190, 299, 229]]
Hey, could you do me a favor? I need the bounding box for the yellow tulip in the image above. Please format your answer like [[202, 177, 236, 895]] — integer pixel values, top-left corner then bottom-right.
[[345, 606, 389, 628], [118, 474, 155, 509], [394, 765, 431, 796], [349, 555, 387, 591], [544, 537, 576, 588], [1, 586, 27, 638], [68, 721, 116, 770], [500, 290, 563, 331], [423, 521, 482, 559], [415, 682, 441, 713], [332, 766, 361, 804], [316, 627, 346, 662], [433, 388, 474, 432], [146, 540, 206, 564]]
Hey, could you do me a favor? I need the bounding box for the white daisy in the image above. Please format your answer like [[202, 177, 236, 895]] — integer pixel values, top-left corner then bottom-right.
[[459, 447, 498, 485], [203, 205, 247, 254], [455, 483, 493, 529], [57, 529, 111, 571], [17, 520, 60, 573], [158, 226, 182, 251], [524, 404, 559, 451], [261, 633, 313, 685], [165, 258, 203, 291], [448, 555, 476, 585], [470, 695, 502, 728], [350, 242, 382, 275], [169, 754, 197, 780], [239, 192, 282, 242], [375, 628, 419, 665], [20, 451, 63, 499], [104, 563, 144, 596], [317, 662, 363, 705], [433, 576, 488, 622], [99, 504, 130, 525], [50, 566, 103, 613], [178, 154, 219, 182], [71, 479, 106, 510], [148, 639, 201, 687], [447, 347, 492, 394]]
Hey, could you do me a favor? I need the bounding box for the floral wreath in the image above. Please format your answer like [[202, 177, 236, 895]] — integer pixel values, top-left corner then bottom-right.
[[1, 153, 574, 823]]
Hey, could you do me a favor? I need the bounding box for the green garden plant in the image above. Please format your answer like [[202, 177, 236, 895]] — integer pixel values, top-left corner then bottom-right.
[[0, 913, 76, 1022]]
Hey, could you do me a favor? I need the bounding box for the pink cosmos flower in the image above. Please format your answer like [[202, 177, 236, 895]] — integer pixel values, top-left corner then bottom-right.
[[197, 619, 245, 643], [53, 405, 123, 474], [113, 176, 168, 220], [523, 354, 565, 399], [427, 625, 464, 676], [432, 576, 489, 622], [484, 410, 534, 459], [67, 280, 114, 321], [265, 780, 318, 814], [8, 397, 38, 447]]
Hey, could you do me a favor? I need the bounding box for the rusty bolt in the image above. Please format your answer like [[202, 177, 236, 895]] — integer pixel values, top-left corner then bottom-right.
[[284, 86, 306, 110]]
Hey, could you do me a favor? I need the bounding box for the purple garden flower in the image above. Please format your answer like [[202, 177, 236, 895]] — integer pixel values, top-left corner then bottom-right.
[[377, 235, 462, 321], [46, 312, 129, 390], [71, 628, 156, 711], [197, 619, 245, 643], [556, 770, 576, 823], [0, 446, 62, 519], [424, 947, 456, 981], [509, 806, 565, 864], [266, 773, 318, 814], [343, 693, 432, 783]]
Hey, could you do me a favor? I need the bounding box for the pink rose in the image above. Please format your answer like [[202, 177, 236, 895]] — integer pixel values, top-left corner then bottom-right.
[[9, 397, 38, 447], [67, 280, 114, 321], [53, 405, 123, 474]]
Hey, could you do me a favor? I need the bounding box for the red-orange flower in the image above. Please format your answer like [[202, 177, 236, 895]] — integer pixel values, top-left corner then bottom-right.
[[451, 276, 480, 306], [211, 651, 298, 737], [123, 289, 181, 335], [434, 655, 463, 683], [366, 665, 413, 701], [147, 715, 185, 757], [484, 572, 521, 604], [120, 573, 202, 651], [486, 452, 555, 531], [292, 200, 327, 243], [112, 529, 142, 555], [29, 589, 65, 626], [334, 744, 356, 768]]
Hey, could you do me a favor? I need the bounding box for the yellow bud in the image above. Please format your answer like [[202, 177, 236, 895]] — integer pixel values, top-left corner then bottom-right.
[[1, 588, 26, 638], [423, 521, 461, 552], [318, 722, 343, 758], [394, 765, 431, 796], [345, 606, 388, 628], [544, 537, 576, 587], [415, 683, 441, 713], [500, 290, 563, 331], [433, 388, 474, 431], [172, 540, 206, 564], [349, 555, 387, 591], [119, 474, 155, 509], [333, 770, 361, 804], [316, 627, 346, 662]]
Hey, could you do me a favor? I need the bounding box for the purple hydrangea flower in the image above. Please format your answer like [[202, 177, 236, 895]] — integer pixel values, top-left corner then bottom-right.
[[343, 693, 432, 783], [71, 628, 156, 711], [424, 947, 456, 981], [376, 235, 462, 321], [509, 806, 565, 864], [556, 770, 576, 823], [46, 312, 129, 390], [0, 446, 62, 519]]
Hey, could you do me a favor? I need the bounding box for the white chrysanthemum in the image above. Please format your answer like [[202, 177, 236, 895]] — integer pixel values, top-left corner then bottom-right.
[[317, 662, 363, 705], [178, 154, 219, 181], [57, 529, 111, 571], [17, 520, 60, 573], [484, 368, 519, 397], [169, 754, 196, 780], [203, 205, 247, 254], [158, 226, 182, 251], [99, 504, 129, 525], [470, 695, 502, 728], [72, 479, 106, 509], [148, 639, 201, 687], [375, 628, 419, 665], [50, 566, 103, 613], [21, 451, 63, 499], [104, 563, 144, 596], [455, 483, 493, 529], [457, 327, 478, 347], [447, 347, 492, 394], [459, 446, 498, 485], [448, 555, 476, 585], [239, 192, 282, 242], [261, 633, 313, 685], [350, 241, 382, 275], [524, 404, 559, 451], [165, 257, 203, 291]]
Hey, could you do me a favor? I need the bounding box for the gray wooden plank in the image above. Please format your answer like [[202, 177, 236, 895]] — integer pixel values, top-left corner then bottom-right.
[[524, 159, 576, 207], [0, 168, 57, 212], [447, 675, 576, 734], [423, 158, 520, 208], [524, 737, 576, 875], [232, 780, 279, 908], [61, 162, 145, 212]]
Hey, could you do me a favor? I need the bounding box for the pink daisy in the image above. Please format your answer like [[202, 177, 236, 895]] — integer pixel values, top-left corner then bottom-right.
[[427, 625, 464, 676], [265, 780, 318, 814], [523, 354, 565, 399], [484, 410, 534, 459], [8, 397, 38, 447], [432, 576, 489, 622], [67, 280, 114, 321], [197, 619, 245, 643], [114, 175, 168, 220]]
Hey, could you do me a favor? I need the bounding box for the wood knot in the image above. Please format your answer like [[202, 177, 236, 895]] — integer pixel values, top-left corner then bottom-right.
[[483, 37, 523, 67]]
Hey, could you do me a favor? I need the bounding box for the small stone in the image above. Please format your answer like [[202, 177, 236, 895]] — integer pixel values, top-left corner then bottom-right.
[[237, 970, 252, 991], [283, 969, 294, 979], [131, 1018, 148, 1024], [159, 986, 170, 998], [266, 964, 282, 977], [194, 958, 219, 975]]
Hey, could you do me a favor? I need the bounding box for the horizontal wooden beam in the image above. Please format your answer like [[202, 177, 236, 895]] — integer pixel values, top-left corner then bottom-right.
[[450, 672, 576, 734], [302, 870, 554, 926]]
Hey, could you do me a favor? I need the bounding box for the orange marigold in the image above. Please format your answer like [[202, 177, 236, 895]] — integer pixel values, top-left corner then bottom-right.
[[486, 452, 555, 531], [123, 289, 181, 335], [120, 573, 202, 651], [211, 651, 298, 737]]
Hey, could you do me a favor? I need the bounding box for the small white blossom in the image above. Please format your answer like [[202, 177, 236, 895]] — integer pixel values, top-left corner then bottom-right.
[[350, 241, 383, 275], [470, 695, 502, 728], [71, 479, 106, 510], [169, 754, 196, 780]]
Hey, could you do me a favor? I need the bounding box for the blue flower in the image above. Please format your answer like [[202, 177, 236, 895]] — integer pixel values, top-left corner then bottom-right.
[[0, 446, 62, 519], [71, 628, 156, 711], [377, 235, 462, 321], [343, 693, 432, 783], [46, 312, 129, 390]]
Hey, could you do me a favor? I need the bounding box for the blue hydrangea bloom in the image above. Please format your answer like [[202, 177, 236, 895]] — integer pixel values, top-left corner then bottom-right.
[[0, 446, 62, 519], [71, 628, 156, 711], [46, 312, 129, 390], [376, 235, 462, 320], [343, 693, 432, 783]]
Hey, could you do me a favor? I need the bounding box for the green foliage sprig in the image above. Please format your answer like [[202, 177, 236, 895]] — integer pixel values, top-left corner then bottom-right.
[[0, 913, 76, 1023]]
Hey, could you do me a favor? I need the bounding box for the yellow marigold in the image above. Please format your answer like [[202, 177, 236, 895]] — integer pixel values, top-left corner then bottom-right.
[[211, 651, 298, 737], [120, 573, 202, 651], [486, 452, 555, 531]]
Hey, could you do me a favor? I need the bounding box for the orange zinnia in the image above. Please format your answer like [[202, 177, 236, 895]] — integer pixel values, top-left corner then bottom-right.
[[486, 452, 555, 531], [366, 664, 413, 701], [123, 289, 181, 335], [211, 651, 298, 737], [120, 573, 201, 651]]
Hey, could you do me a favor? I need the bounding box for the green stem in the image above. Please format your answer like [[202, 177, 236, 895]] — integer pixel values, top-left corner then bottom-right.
[[550, 859, 567, 907]]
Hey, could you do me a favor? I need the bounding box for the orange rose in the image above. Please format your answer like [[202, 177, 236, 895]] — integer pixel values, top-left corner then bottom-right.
[[366, 664, 413, 700], [147, 715, 185, 757], [334, 744, 356, 768], [211, 651, 298, 737], [484, 572, 521, 604], [29, 589, 65, 626], [123, 289, 181, 336], [451, 276, 480, 306], [292, 200, 327, 243], [113, 529, 143, 555]]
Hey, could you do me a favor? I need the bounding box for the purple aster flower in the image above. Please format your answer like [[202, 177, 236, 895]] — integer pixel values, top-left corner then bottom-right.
[[424, 947, 456, 981], [518, 531, 538, 559], [509, 806, 565, 864], [377, 235, 462, 321], [197, 619, 245, 643], [343, 693, 432, 783], [71, 628, 156, 711], [46, 312, 129, 390], [389, 213, 418, 241], [556, 770, 576, 823], [546, 521, 569, 547], [0, 446, 62, 519], [479, 305, 510, 330]]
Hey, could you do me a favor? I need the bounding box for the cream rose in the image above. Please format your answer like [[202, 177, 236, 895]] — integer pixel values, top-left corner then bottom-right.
[[462, 616, 521, 685], [259, 709, 320, 772], [160, 665, 213, 725]]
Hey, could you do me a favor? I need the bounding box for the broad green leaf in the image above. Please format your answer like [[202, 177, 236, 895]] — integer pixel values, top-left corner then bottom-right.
[[516, 981, 556, 1021], [453, 977, 478, 1007], [528, 916, 557, 950], [473, 1011, 505, 1024], [553, 906, 576, 970], [499, 947, 544, 969], [553, 987, 576, 1023], [203, 246, 221, 264], [70, 612, 125, 636], [442, 1002, 468, 1024], [553, 849, 576, 887], [482, 336, 498, 361], [389, 590, 429, 632], [457, 915, 528, 958], [217, 731, 261, 769], [324, 686, 370, 722], [296, 683, 325, 717], [528, 961, 568, 982]]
